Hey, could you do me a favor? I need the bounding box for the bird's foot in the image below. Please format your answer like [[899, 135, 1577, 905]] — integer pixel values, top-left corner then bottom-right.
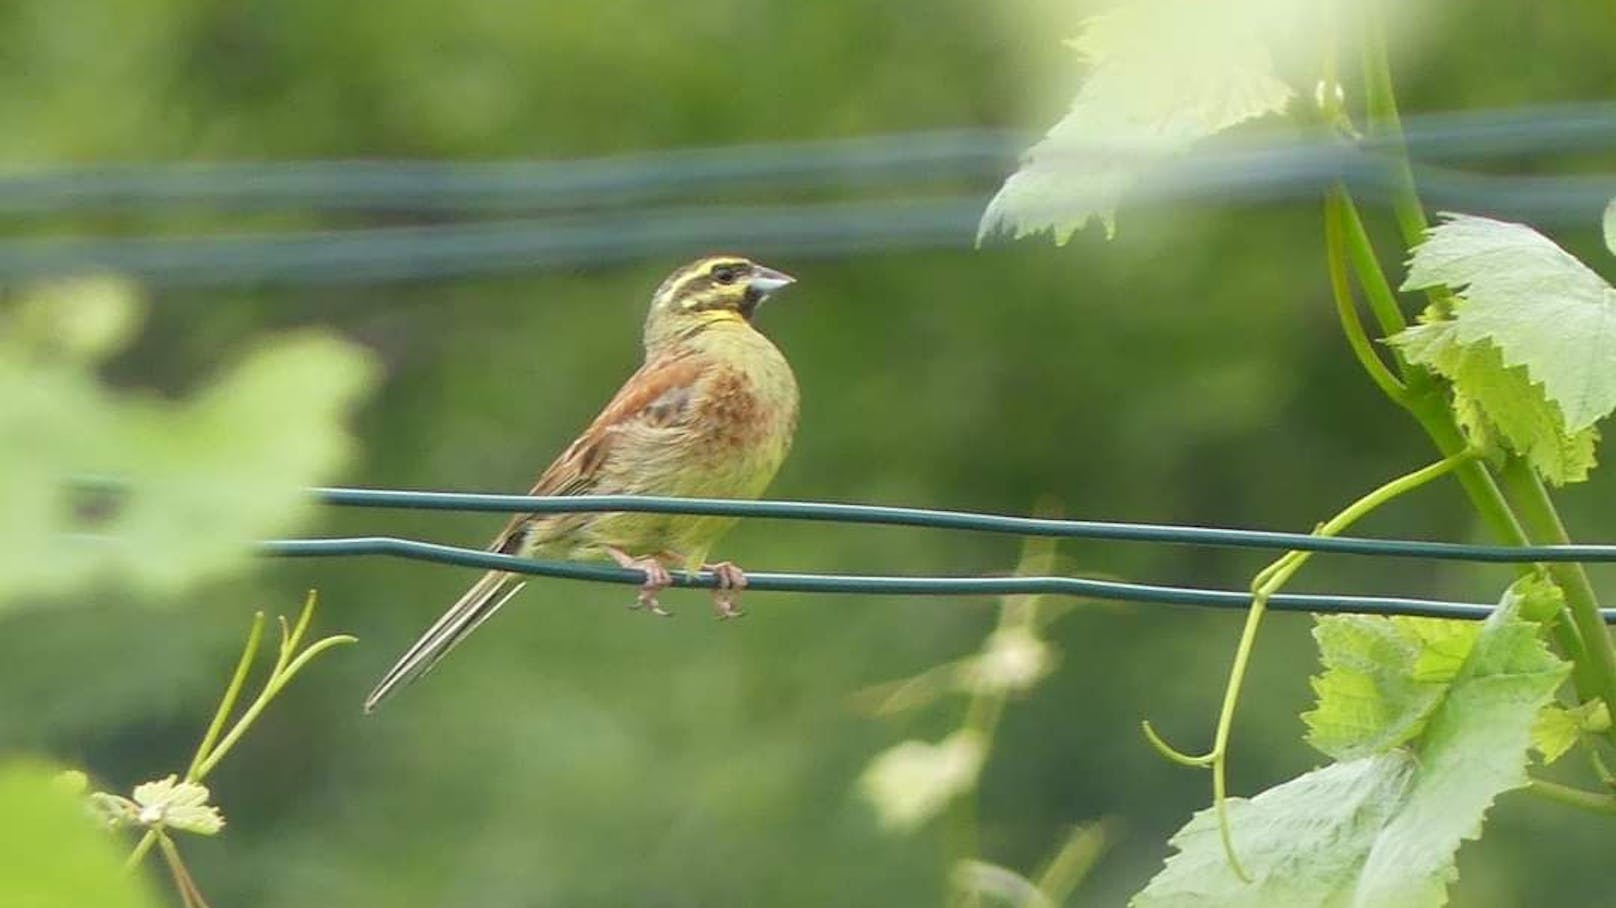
[[608, 548, 673, 616], [705, 561, 748, 620]]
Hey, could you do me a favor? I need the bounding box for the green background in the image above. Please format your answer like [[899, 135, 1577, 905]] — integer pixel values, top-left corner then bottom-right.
[[4, 1, 1615, 904]]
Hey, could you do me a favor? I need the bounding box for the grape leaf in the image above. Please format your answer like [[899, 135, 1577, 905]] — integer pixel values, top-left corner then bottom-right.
[[1531, 704, 1580, 766], [1134, 583, 1568, 908], [1401, 213, 1616, 433], [978, 0, 1294, 243], [1390, 320, 1598, 484], [0, 280, 377, 605], [128, 776, 226, 836], [1303, 616, 1479, 761]]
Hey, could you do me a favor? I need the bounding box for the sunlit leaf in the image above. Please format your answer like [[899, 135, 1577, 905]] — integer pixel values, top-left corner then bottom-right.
[[1401, 213, 1616, 432], [0, 760, 160, 908], [1530, 704, 1580, 766], [1390, 320, 1598, 484], [979, 0, 1295, 243], [1134, 583, 1568, 908], [1303, 616, 1479, 761]]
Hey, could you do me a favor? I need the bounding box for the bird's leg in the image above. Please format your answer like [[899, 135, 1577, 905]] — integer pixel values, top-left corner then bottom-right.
[[704, 561, 748, 620], [608, 547, 673, 616]]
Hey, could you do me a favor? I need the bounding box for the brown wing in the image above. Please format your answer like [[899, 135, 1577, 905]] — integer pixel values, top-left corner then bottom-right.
[[491, 346, 711, 552]]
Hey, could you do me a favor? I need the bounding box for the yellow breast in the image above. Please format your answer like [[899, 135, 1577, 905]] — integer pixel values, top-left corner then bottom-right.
[[565, 317, 798, 565]]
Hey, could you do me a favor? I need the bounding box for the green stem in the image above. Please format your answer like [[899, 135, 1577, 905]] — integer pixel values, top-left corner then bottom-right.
[[1033, 821, 1112, 905], [1360, 2, 1428, 247], [1325, 33, 1603, 691], [1398, 396, 1594, 686], [1209, 590, 1266, 882], [191, 634, 355, 781], [1324, 189, 1406, 401], [1323, 0, 1616, 835], [185, 613, 263, 781], [1499, 459, 1616, 731], [1335, 193, 1421, 356], [126, 595, 352, 884], [124, 829, 159, 871], [157, 832, 209, 908], [1148, 450, 1477, 878], [1526, 778, 1616, 816]]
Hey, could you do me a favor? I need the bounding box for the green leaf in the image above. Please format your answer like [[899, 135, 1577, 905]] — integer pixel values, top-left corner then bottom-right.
[[978, 0, 1294, 243], [1133, 754, 1414, 908], [1531, 704, 1580, 765], [1302, 616, 1479, 760], [129, 775, 226, 836], [0, 760, 161, 908], [1134, 586, 1568, 908], [0, 284, 377, 605], [1504, 572, 1567, 624], [1401, 213, 1616, 432], [112, 334, 377, 594], [1390, 321, 1598, 484]]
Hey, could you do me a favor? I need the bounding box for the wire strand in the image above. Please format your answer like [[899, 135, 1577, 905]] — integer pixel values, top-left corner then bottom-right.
[[6, 104, 1616, 285], [264, 536, 1606, 621], [311, 487, 1616, 564], [7, 103, 1616, 213]]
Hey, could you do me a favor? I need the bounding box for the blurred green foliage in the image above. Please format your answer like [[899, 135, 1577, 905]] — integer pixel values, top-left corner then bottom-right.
[[4, 1, 1616, 905], [2, 763, 160, 908], [0, 280, 375, 605]]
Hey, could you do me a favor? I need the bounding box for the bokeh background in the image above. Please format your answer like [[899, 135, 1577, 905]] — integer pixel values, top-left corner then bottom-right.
[[4, 1, 1616, 905]]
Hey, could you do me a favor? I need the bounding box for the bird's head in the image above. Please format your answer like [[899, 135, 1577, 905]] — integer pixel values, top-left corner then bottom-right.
[[644, 255, 795, 349]]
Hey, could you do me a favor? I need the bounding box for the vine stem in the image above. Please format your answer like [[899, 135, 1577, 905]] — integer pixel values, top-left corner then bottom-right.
[[1144, 449, 1477, 879], [124, 826, 160, 870], [157, 832, 210, 908], [1324, 187, 1405, 402], [1326, 190, 1596, 692], [1347, 7, 1616, 730], [185, 613, 265, 780], [124, 592, 355, 882], [1360, 2, 1430, 250], [1499, 459, 1616, 732], [1526, 778, 1616, 816]]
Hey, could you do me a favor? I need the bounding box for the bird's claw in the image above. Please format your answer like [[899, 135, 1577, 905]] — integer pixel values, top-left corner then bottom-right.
[[611, 549, 673, 617], [706, 561, 748, 620]]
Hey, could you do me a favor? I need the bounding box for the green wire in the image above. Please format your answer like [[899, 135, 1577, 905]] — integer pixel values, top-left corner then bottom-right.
[[261, 536, 1603, 621], [312, 487, 1616, 564], [5, 105, 1614, 213], [65, 478, 1616, 620]]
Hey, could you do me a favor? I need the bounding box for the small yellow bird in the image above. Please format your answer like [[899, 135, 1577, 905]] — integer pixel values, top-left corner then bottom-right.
[[364, 255, 800, 711]]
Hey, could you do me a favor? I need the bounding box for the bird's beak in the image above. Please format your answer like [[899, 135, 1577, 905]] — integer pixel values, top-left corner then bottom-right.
[[747, 266, 796, 299]]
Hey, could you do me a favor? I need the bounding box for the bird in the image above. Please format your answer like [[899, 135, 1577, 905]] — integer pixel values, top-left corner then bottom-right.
[[363, 254, 801, 712]]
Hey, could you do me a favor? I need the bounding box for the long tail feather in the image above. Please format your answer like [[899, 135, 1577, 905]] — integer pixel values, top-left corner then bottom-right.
[[364, 570, 527, 713]]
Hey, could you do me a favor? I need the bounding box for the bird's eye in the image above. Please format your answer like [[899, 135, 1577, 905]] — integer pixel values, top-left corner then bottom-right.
[[712, 265, 741, 285]]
